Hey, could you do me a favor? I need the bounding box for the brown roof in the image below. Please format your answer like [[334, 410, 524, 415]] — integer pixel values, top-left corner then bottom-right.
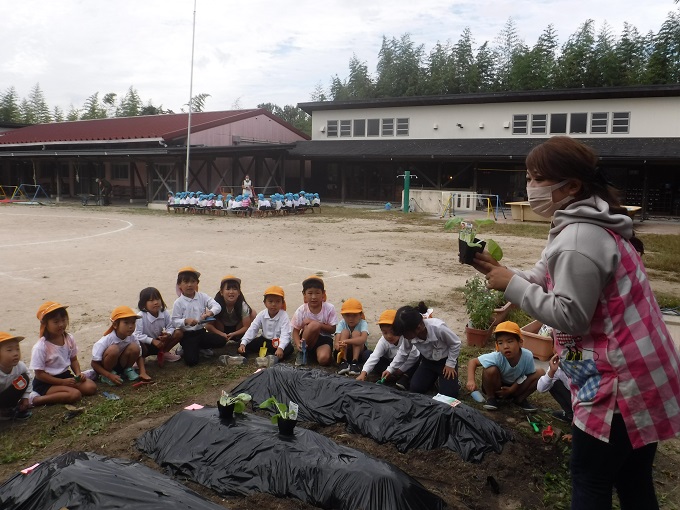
[[0, 109, 309, 146]]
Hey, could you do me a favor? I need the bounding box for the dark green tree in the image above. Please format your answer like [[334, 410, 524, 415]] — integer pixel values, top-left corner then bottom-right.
[[66, 105, 80, 121], [493, 17, 525, 90], [475, 42, 496, 92], [257, 103, 311, 135], [53, 106, 64, 122], [554, 19, 596, 87], [453, 28, 479, 93], [345, 54, 374, 99], [375, 34, 425, 97], [28, 83, 52, 123], [645, 11, 680, 83], [591, 22, 622, 86], [616, 23, 647, 85], [80, 92, 107, 120], [116, 87, 142, 117], [309, 82, 328, 102], [425, 41, 454, 94], [0, 86, 21, 122]]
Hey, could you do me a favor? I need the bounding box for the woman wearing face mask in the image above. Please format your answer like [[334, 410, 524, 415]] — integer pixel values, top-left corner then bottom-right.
[[474, 136, 680, 510]]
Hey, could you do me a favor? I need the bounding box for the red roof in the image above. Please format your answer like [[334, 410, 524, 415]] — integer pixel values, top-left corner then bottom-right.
[[0, 109, 284, 145]]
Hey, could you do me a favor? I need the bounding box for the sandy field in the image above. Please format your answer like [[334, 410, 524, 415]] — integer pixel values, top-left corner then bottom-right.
[[1, 202, 676, 368]]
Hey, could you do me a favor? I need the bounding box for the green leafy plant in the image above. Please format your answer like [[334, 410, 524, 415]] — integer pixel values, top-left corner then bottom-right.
[[445, 219, 503, 260], [463, 275, 504, 330], [258, 396, 299, 424], [219, 392, 252, 413]]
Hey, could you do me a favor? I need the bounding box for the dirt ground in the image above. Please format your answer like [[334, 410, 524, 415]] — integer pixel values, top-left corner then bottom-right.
[[1, 202, 679, 509]]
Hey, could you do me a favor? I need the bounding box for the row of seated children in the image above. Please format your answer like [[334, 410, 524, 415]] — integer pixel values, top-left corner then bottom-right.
[[167, 191, 320, 216]]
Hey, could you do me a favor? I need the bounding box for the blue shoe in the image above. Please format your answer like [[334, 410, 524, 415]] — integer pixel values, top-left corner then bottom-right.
[[123, 367, 140, 381], [99, 370, 119, 386]]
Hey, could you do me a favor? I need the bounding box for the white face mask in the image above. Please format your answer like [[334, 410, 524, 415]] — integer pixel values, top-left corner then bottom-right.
[[526, 180, 574, 217]]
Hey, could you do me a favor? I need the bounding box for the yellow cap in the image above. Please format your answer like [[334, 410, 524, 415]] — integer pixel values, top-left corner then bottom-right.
[[264, 285, 286, 310], [36, 301, 69, 337], [376, 309, 397, 325], [0, 332, 25, 344], [302, 275, 325, 290], [104, 306, 141, 335], [341, 298, 364, 314], [177, 266, 201, 278], [220, 274, 241, 286], [494, 321, 522, 338]]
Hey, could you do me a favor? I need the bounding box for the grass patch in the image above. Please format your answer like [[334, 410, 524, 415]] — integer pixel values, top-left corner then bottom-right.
[[639, 234, 680, 276], [0, 362, 251, 466], [656, 292, 680, 310], [351, 273, 371, 279]]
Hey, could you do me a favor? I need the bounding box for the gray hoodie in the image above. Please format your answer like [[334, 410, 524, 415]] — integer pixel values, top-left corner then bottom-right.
[[505, 196, 633, 335]]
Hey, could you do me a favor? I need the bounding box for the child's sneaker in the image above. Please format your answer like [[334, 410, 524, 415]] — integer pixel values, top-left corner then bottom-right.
[[348, 360, 361, 376], [337, 360, 350, 375], [395, 374, 410, 391], [123, 367, 140, 381], [175, 347, 184, 357], [483, 398, 500, 411], [199, 349, 214, 358], [164, 351, 182, 362], [28, 391, 40, 408], [82, 369, 97, 381], [515, 399, 538, 413], [295, 350, 306, 367], [13, 408, 32, 420]]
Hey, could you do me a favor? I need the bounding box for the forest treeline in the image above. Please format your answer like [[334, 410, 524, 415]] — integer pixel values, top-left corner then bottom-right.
[[1, 12, 679, 136]]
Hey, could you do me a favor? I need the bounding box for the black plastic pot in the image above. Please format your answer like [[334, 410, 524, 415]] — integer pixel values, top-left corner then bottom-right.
[[277, 418, 297, 436], [459, 238, 486, 265], [217, 402, 235, 421]]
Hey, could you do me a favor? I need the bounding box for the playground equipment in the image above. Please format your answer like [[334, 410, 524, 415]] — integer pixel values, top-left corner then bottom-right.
[[0, 184, 52, 205], [439, 192, 506, 220]]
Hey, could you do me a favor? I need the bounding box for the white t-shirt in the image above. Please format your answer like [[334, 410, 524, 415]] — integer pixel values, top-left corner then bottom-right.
[[30, 333, 78, 375], [362, 336, 420, 374], [92, 331, 140, 362], [241, 309, 292, 349], [0, 361, 32, 398], [291, 302, 338, 331], [134, 310, 175, 345]]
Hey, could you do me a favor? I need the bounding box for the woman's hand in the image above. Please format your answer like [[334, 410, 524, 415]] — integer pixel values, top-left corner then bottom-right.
[[442, 365, 457, 380], [474, 254, 514, 292]]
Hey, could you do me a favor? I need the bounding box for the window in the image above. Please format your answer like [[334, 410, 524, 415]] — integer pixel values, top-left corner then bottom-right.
[[326, 120, 338, 137], [112, 163, 129, 180], [382, 118, 394, 136], [396, 118, 409, 136], [367, 118, 380, 136], [531, 114, 547, 135], [353, 119, 366, 137], [591, 112, 608, 134], [569, 113, 588, 134], [512, 114, 528, 134], [612, 112, 630, 134], [550, 113, 567, 134], [339, 120, 351, 137]]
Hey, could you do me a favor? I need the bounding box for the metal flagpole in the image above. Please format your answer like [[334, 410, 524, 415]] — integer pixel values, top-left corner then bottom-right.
[[184, 0, 197, 192]]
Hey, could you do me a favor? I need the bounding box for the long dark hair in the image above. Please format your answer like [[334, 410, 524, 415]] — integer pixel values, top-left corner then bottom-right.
[[214, 279, 251, 315], [138, 287, 167, 312], [42, 308, 69, 339]]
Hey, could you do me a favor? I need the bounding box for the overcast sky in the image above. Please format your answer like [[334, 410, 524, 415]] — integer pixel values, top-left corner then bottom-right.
[[1, 1, 677, 114]]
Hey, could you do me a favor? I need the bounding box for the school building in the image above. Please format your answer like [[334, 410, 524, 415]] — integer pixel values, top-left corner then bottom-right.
[[1, 84, 679, 218], [294, 84, 680, 217]]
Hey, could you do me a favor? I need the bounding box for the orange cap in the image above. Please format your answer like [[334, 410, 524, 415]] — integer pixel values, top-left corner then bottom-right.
[[264, 285, 286, 310], [177, 266, 201, 278], [220, 274, 241, 286], [341, 298, 364, 318], [494, 321, 522, 338], [302, 275, 325, 289], [36, 301, 69, 337], [376, 309, 397, 325], [104, 305, 141, 335], [0, 331, 25, 344]]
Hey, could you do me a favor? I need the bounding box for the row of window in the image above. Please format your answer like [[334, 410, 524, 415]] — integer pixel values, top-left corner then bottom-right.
[[512, 112, 630, 135], [326, 118, 410, 137], [325, 111, 632, 138]]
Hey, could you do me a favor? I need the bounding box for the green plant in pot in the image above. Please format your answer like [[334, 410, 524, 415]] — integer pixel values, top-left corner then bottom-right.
[[217, 391, 252, 420], [463, 275, 504, 346], [258, 395, 299, 436]]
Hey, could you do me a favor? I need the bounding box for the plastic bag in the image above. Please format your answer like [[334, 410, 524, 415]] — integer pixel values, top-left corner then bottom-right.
[[234, 364, 512, 462], [137, 407, 445, 510], [0, 451, 226, 510]]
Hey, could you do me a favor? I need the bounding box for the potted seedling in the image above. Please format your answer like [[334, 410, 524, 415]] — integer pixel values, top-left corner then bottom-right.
[[258, 395, 299, 436], [217, 391, 252, 421], [463, 275, 505, 347], [445, 219, 503, 266]]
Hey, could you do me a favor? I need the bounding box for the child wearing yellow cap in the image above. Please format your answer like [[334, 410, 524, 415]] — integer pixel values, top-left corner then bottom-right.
[[335, 298, 370, 376], [384, 304, 461, 398], [291, 276, 338, 367], [0, 332, 34, 420], [30, 301, 97, 404], [466, 321, 545, 411], [356, 309, 420, 389], [91, 306, 148, 386], [171, 267, 225, 367], [238, 286, 293, 360]]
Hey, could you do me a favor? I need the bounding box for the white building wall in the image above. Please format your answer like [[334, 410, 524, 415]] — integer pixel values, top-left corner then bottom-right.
[[311, 97, 680, 140]]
